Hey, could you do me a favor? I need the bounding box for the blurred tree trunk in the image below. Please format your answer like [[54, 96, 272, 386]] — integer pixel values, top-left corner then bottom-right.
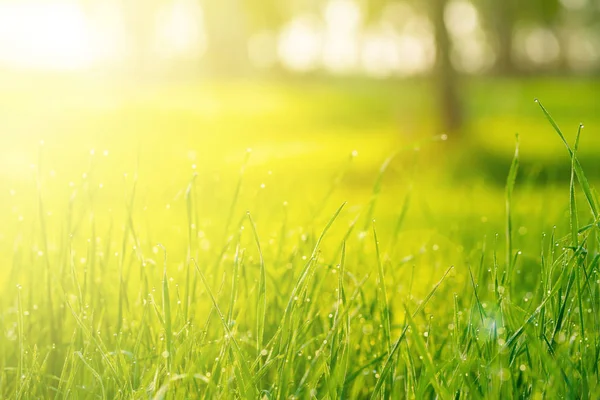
[[122, 0, 161, 76], [493, 1, 516, 74], [430, 0, 463, 135], [201, 0, 249, 75]]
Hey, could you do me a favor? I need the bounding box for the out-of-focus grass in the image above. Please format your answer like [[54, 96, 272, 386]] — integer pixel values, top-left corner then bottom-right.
[[2, 75, 598, 183], [3, 76, 587, 269]]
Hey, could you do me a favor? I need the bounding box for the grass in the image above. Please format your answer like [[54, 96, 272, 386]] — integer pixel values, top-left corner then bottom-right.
[[0, 77, 599, 398]]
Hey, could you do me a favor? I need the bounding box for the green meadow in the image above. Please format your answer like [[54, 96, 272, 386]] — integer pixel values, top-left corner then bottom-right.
[[1, 76, 599, 398]]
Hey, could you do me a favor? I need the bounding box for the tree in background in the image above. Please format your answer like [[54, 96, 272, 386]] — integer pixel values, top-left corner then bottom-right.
[[430, 0, 463, 134], [200, 0, 289, 74], [483, 0, 517, 74], [119, 0, 158, 75], [112, 0, 599, 129], [201, 0, 249, 74]]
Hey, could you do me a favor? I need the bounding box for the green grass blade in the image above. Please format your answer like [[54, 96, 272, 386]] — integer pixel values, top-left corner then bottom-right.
[[372, 221, 392, 393], [370, 266, 453, 400], [247, 212, 267, 357], [158, 245, 173, 372], [537, 100, 598, 219], [404, 306, 450, 399], [505, 133, 519, 276], [192, 259, 257, 399]]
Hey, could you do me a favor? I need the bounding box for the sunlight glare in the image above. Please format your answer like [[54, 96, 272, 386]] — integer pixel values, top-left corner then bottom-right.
[[0, 1, 94, 70], [155, 0, 206, 58], [322, 0, 362, 73], [278, 15, 323, 72], [444, 0, 479, 38]]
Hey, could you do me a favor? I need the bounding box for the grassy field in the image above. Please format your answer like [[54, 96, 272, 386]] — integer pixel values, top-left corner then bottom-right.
[[0, 76, 599, 398]]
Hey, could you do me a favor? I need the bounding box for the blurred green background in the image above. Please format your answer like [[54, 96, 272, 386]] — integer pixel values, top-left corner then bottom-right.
[[0, 0, 599, 289], [0, 0, 598, 184]]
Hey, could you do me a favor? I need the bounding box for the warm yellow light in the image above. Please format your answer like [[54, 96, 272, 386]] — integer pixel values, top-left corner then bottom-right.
[[0, 1, 94, 70]]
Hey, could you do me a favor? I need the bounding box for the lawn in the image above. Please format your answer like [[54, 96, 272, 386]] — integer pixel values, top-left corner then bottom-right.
[[0, 75, 599, 398]]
